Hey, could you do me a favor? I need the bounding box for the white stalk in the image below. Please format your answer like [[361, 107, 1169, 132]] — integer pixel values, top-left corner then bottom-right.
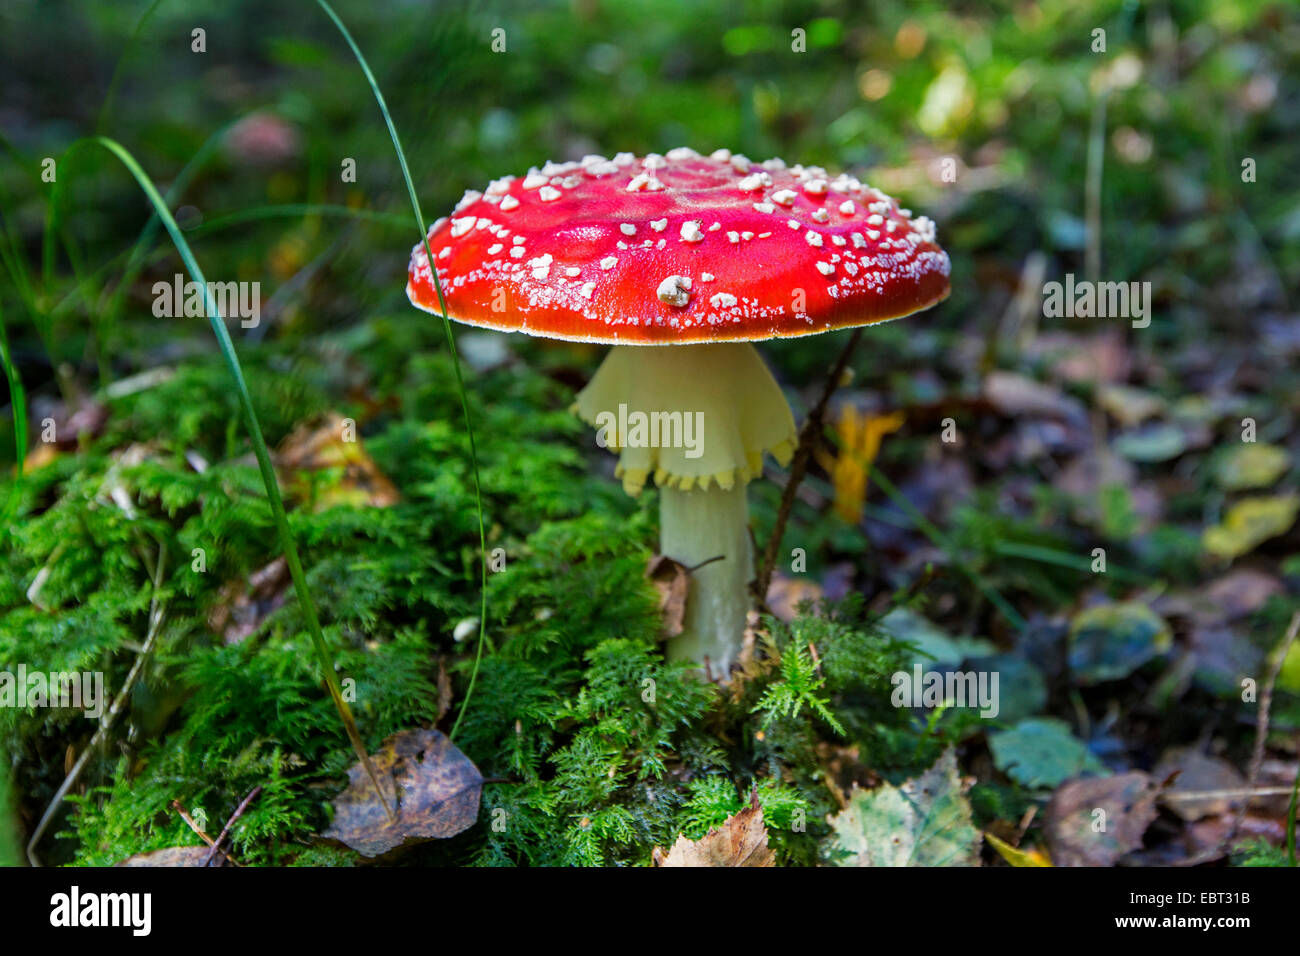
[[573, 341, 797, 677], [660, 482, 752, 675]]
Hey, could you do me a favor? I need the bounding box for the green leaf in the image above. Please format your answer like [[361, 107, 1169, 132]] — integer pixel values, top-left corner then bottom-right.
[[1113, 422, 1188, 462], [825, 749, 979, 866], [1068, 601, 1172, 684], [966, 653, 1047, 723], [989, 717, 1108, 789], [878, 607, 994, 666]]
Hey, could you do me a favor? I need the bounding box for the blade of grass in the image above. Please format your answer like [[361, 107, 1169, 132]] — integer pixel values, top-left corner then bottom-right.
[[0, 297, 29, 528], [81, 135, 392, 818], [97, 119, 237, 357], [314, 0, 489, 741], [992, 540, 1148, 584]]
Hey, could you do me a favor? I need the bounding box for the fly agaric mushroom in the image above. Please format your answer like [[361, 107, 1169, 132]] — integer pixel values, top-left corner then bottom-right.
[[407, 148, 949, 675]]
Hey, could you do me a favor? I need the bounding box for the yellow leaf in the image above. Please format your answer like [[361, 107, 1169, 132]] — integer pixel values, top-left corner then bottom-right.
[[984, 831, 1053, 867], [276, 411, 400, 512], [1214, 443, 1290, 491], [818, 406, 905, 524], [1202, 494, 1299, 560]]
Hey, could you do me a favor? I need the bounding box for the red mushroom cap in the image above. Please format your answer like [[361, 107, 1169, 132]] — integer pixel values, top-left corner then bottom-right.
[[407, 148, 950, 345]]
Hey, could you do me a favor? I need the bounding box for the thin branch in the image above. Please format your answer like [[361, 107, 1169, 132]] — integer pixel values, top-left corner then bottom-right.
[[203, 786, 262, 867], [27, 537, 168, 866], [1163, 786, 1300, 802], [753, 327, 863, 605], [1215, 609, 1300, 859]]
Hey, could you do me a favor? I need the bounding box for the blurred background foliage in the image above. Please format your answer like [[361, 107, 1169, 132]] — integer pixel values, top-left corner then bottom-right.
[[1, 0, 1299, 866]]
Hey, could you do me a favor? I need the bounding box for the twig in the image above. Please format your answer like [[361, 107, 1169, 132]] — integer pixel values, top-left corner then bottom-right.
[[203, 786, 262, 867], [1214, 609, 1300, 860], [1163, 787, 1299, 802], [27, 537, 168, 866], [753, 327, 863, 605]]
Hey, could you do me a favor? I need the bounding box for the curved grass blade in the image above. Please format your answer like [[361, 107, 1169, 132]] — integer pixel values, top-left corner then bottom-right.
[[81, 135, 393, 818], [97, 119, 237, 349], [314, 0, 489, 741], [41, 203, 404, 325]]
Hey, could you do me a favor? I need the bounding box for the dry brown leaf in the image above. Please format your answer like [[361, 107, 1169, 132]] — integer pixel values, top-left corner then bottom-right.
[[645, 554, 690, 638], [983, 370, 1087, 422], [654, 792, 774, 867], [1203, 569, 1284, 619], [207, 556, 291, 645], [766, 573, 823, 623], [1045, 772, 1160, 866], [277, 411, 400, 511], [1154, 747, 1245, 822], [323, 728, 483, 857]]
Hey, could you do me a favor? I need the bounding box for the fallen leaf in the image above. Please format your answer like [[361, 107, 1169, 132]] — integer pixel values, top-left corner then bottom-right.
[[1039, 331, 1131, 384], [990, 718, 1108, 790], [277, 411, 400, 511], [207, 556, 291, 645], [117, 846, 233, 866], [655, 792, 774, 867], [825, 749, 980, 866], [323, 728, 482, 857], [1097, 384, 1165, 427], [1153, 747, 1244, 822], [815, 405, 905, 523], [1113, 422, 1188, 462], [1203, 569, 1283, 618], [878, 606, 994, 667], [965, 653, 1047, 723], [983, 370, 1087, 422], [1203, 494, 1299, 560], [1068, 601, 1172, 684], [645, 554, 690, 638], [1214, 443, 1290, 491], [765, 573, 823, 623], [984, 831, 1052, 866], [1045, 772, 1160, 866]]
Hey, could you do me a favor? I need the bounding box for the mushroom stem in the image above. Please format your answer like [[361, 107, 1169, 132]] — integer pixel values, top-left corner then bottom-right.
[[573, 341, 796, 677], [660, 481, 752, 675]]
